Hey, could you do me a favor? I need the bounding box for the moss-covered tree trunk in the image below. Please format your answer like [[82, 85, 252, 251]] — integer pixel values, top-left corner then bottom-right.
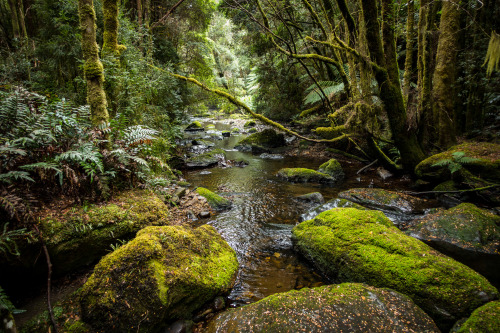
[[361, 0, 425, 171], [7, 0, 20, 39], [78, 0, 109, 126], [403, 0, 415, 98], [102, 0, 126, 58], [432, 0, 460, 148]]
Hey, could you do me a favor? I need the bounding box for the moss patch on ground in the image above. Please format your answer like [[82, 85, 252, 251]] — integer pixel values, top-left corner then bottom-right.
[[276, 168, 334, 183], [292, 207, 498, 330], [415, 142, 500, 182], [407, 203, 500, 254], [79, 225, 238, 332], [195, 187, 232, 210], [206, 283, 439, 333]]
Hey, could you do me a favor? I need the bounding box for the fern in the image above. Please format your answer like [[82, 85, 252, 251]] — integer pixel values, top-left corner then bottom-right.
[[0, 171, 35, 184], [21, 162, 64, 185], [0, 223, 28, 256], [122, 125, 158, 147], [431, 151, 480, 174], [303, 80, 345, 106], [0, 285, 25, 314]]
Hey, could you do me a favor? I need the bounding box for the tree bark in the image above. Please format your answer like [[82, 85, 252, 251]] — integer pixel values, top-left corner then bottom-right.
[[103, 0, 126, 57], [432, 0, 460, 148], [403, 0, 415, 98], [7, 0, 20, 39], [361, 0, 425, 171], [78, 0, 109, 126]]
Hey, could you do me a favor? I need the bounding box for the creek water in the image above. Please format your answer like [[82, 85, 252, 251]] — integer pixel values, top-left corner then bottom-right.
[[182, 118, 413, 307]]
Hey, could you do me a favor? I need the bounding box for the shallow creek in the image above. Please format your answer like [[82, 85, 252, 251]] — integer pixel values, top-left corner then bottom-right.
[[182, 118, 414, 307]]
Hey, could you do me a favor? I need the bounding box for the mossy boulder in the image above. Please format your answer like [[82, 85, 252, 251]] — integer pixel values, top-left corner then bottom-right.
[[296, 192, 325, 204], [338, 188, 433, 214], [300, 198, 365, 222], [292, 208, 498, 330], [192, 139, 215, 147], [452, 301, 500, 333], [196, 187, 232, 210], [318, 158, 344, 180], [185, 120, 204, 131], [236, 129, 285, 150], [407, 203, 500, 255], [206, 283, 439, 333], [247, 127, 257, 134], [79, 225, 239, 332], [415, 142, 500, 183], [244, 120, 256, 127], [2, 190, 170, 276], [276, 168, 334, 183], [185, 148, 225, 168]]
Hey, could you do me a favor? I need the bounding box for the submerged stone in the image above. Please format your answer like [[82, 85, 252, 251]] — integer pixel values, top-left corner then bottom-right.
[[206, 283, 439, 333], [452, 301, 500, 333], [79, 225, 239, 332], [276, 168, 334, 183], [195, 187, 231, 210], [318, 158, 344, 180], [296, 192, 325, 204], [338, 188, 432, 214], [292, 207, 498, 330], [415, 142, 500, 183], [185, 148, 225, 168]]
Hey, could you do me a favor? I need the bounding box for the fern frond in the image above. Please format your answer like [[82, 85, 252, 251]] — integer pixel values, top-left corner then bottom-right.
[[123, 125, 158, 147], [21, 162, 64, 185], [0, 171, 35, 184]]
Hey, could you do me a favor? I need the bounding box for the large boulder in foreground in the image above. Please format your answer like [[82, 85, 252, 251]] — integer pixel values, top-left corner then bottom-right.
[[276, 168, 334, 183], [452, 301, 500, 333], [206, 283, 439, 333], [406, 203, 500, 255], [338, 188, 433, 215], [235, 129, 286, 151], [415, 142, 500, 182], [292, 208, 498, 330], [79, 225, 238, 332]]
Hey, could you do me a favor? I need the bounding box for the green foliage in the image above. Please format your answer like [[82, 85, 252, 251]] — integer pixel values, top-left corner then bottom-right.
[[303, 80, 345, 106], [431, 151, 480, 174]]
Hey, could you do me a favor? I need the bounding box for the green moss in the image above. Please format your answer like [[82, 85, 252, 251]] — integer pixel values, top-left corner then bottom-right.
[[244, 120, 256, 127], [276, 168, 334, 183], [248, 128, 257, 133], [79, 225, 238, 332], [407, 203, 500, 253], [456, 301, 500, 333], [433, 180, 458, 191], [185, 121, 203, 130], [231, 128, 240, 133], [186, 148, 226, 168], [318, 158, 344, 179], [415, 142, 500, 182], [315, 126, 345, 139], [292, 208, 498, 330], [237, 129, 285, 148], [207, 283, 439, 332], [196, 187, 231, 210]]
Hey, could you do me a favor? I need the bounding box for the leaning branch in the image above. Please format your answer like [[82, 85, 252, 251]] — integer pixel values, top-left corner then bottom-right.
[[149, 65, 348, 144], [151, 0, 187, 28], [404, 184, 500, 196]]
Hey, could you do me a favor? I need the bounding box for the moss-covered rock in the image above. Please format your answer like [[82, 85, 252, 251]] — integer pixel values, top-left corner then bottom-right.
[[407, 203, 500, 257], [453, 301, 500, 333], [3, 190, 170, 276], [318, 158, 344, 180], [185, 120, 204, 131], [300, 198, 365, 222], [244, 120, 256, 127], [296, 192, 325, 204], [415, 142, 500, 182], [192, 139, 215, 147], [79, 225, 238, 332], [276, 168, 334, 183], [196, 187, 231, 210], [247, 127, 257, 134], [292, 208, 498, 330], [338, 188, 432, 214], [185, 148, 225, 168], [236, 129, 285, 150], [206, 283, 439, 333]]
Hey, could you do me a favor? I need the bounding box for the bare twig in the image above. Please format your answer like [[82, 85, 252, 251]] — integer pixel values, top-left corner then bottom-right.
[[404, 184, 500, 196], [357, 159, 378, 174]]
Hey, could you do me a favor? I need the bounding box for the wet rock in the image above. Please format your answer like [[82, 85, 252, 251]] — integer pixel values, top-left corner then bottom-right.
[[338, 188, 432, 214], [196, 187, 232, 211], [213, 296, 225, 311], [199, 211, 211, 218], [162, 320, 193, 333], [185, 121, 204, 132], [221, 131, 231, 137], [206, 283, 440, 333], [276, 168, 334, 183], [192, 139, 215, 147], [318, 158, 344, 180], [377, 167, 393, 180], [300, 198, 365, 221], [451, 301, 500, 333], [406, 203, 500, 255], [415, 142, 500, 183], [247, 127, 257, 134], [296, 192, 325, 204], [244, 120, 256, 127], [259, 153, 284, 159], [79, 225, 238, 332], [292, 207, 498, 330], [235, 129, 286, 151], [185, 148, 226, 168]]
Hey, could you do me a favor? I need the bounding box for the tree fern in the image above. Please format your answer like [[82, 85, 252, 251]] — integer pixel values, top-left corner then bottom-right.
[[303, 80, 345, 106]]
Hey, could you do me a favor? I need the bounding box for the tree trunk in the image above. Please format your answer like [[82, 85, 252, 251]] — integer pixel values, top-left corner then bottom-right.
[[361, 0, 425, 171], [403, 0, 414, 98], [16, 0, 27, 38], [78, 0, 109, 126], [432, 0, 460, 148], [7, 0, 20, 39], [103, 0, 125, 58]]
